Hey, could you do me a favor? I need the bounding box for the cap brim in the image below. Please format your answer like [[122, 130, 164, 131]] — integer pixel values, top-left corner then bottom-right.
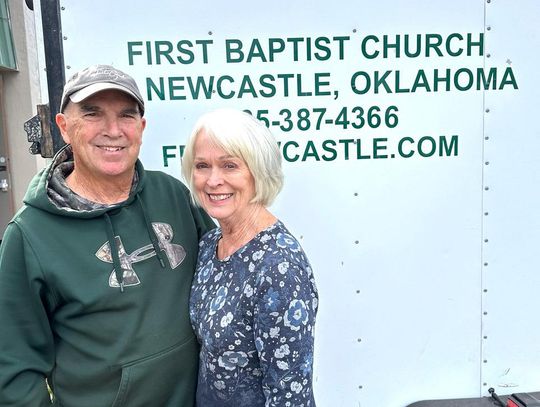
[[69, 82, 141, 105]]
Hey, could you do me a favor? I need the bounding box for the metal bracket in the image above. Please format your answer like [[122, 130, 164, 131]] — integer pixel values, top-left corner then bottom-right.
[[23, 104, 55, 158]]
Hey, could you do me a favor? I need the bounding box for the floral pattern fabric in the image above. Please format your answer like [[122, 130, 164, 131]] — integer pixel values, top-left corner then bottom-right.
[[190, 221, 318, 407]]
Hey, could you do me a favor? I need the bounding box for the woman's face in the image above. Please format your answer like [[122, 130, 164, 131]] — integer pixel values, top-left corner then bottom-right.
[[192, 131, 257, 226]]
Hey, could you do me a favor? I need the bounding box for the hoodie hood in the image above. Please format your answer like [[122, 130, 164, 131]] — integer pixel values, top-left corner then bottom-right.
[[23, 144, 146, 219]]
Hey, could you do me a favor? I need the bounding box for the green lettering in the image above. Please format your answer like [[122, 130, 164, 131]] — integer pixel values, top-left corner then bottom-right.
[[155, 41, 175, 64], [127, 41, 143, 65], [373, 138, 388, 159], [283, 141, 300, 162], [454, 68, 473, 91], [499, 67, 519, 90], [168, 77, 186, 100], [425, 34, 443, 57], [361, 35, 379, 59], [338, 139, 355, 160], [226, 39, 243, 62], [440, 135, 458, 156], [268, 38, 285, 61], [238, 76, 258, 98], [411, 69, 431, 92], [398, 137, 415, 158], [176, 40, 195, 64], [433, 68, 451, 92], [247, 39, 267, 62], [467, 33, 484, 56], [146, 77, 165, 101], [314, 73, 331, 96], [187, 76, 213, 99], [351, 71, 370, 95], [418, 136, 437, 157], [216, 75, 235, 99], [394, 70, 410, 94], [446, 33, 463, 57], [162, 146, 177, 167], [302, 141, 320, 161], [259, 74, 276, 97], [314, 37, 331, 61], [321, 139, 337, 161], [374, 70, 393, 94]]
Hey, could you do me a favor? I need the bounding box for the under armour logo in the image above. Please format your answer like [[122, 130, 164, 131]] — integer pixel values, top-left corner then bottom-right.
[[95, 222, 186, 288]]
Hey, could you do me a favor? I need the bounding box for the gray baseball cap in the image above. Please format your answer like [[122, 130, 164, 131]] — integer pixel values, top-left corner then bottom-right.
[[60, 65, 145, 115]]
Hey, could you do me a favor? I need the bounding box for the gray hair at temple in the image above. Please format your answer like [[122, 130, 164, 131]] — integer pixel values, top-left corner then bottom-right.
[[181, 108, 284, 207]]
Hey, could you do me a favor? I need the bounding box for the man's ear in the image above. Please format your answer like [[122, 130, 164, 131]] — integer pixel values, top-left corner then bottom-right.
[[55, 113, 71, 144]]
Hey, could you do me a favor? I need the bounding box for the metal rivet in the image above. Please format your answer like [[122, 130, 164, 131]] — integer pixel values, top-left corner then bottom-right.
[[485, 161, 490, 165], [353, 29, 357, 33], [357, 338, 362, 342], [487, 0, 491, 3], [208, 31, 213, 35], [484, 336, 488, 339], [484, 212, 489, 216], [487, 26, 492, 31], [355, 240, 359, 244], [484, 311, 488, 315], [484, 360, 488, 363], [484, 239, 489, 243], [356, 290, 360, 294], [485, 108, 490, 113], [61, 6, 65, 10], [484, 262, 488, 266], [485, 186, 489, 191], [63, 36, 68, 40], [66, 65, 71, 69], [487, 53, 491, 58], [484, 383, 488, 386], [354, 192, 359, 196], [485, 136, 490, 140], [359, 385, 363, 389], [484, 289, 488, 292]]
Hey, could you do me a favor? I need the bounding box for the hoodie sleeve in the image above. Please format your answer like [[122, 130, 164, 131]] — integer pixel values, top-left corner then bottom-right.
[[0, 223, 55, 406]]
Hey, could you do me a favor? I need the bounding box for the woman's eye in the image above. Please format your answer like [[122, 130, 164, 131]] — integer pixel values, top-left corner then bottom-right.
[[195, 163, 208, 169], [224, 163, 237, 169]]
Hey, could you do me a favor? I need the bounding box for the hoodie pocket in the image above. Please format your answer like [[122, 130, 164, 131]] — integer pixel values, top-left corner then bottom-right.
[[111, 335, 199, 407]]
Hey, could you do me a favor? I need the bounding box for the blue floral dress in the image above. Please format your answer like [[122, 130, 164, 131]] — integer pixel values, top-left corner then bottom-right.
[[190, 221, 318, 407]]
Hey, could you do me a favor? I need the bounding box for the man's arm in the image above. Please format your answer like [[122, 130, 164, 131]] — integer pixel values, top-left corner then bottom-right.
[[0, 223, 54, 406]]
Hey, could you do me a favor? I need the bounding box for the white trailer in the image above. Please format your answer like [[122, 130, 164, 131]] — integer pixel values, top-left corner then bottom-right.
[[33, 0, 540, 405]]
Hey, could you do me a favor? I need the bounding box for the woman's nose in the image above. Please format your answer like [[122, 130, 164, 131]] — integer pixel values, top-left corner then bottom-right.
[[207, 168, 223, 187]]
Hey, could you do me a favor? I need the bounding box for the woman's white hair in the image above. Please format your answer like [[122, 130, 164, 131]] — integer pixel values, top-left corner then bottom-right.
[[181, 108, 284, 207]]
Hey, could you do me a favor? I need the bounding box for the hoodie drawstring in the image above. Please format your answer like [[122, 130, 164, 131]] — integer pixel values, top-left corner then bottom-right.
[[137, 195, 166, 269], [103, 195, 167, 292], [104, 213, 125, 292]]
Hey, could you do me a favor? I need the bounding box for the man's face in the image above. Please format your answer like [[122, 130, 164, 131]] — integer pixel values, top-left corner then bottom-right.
[[56, 89, 146, 184]]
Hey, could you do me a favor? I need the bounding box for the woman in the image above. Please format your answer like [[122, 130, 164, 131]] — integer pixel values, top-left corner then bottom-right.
[[182, 108, 318, 406]]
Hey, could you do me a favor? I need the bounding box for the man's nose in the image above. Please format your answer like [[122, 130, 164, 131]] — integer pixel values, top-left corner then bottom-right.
[[103, 117, 123, 136]]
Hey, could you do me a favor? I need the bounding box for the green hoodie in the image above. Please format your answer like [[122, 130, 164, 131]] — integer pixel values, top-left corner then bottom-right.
[[0, 147, 215, 407]]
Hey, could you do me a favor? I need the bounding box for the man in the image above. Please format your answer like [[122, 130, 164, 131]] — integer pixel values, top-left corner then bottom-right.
[[0, 65, 215, 406]]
